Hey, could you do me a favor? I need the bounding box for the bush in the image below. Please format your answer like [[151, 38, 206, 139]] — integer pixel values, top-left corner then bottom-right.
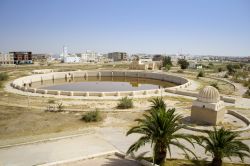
[[224, 73, 229, 78], [243, 80, 250, 87], [165, 64, 171, 71], [197, 70, 205, 78], [149, 97, 166, 110], [162, 56, 172, 67], [57, 102, 64, 112], [210, 82, 219, 90], [177, 59, 189, 69], [208, 62, 214, 66], [177, 69, 184, 73], [218, 67, 225, 72], [117, 97, 133, 109], [243, 87, 250, 98], [0, 73, 9, 81], [48, 99, 55, 104], [81, 110, 102, 122]]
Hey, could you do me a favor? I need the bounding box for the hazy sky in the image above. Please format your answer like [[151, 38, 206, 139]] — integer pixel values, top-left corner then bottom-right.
[[0, 0, 249, 56]]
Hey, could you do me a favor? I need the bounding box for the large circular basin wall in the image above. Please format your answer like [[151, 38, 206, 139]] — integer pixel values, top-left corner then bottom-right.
[[11, 70, 191, 98]]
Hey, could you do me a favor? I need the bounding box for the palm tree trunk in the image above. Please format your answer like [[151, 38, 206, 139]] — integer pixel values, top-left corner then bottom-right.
[[211, 157, 222, 166], [154, 144, 167, 165]]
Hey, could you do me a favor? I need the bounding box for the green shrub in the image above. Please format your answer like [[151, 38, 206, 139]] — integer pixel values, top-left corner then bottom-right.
[[117, 97, 133, 109], [208, 62, 214, 66], [177, 59, 189, 69], [243, 86, 250, 98], [0, 82, 2, 89], [218, 67, 225, 72], [149, 97, 166, 110], [81, 110, 102, 122], [177, 69, 184, 73], [224, 73, 229, 78], [162, 56, 172, 67], [0, 73, 9, 81], [243, 80, 250, 87], [57, 102, 64, 112], [165, 64, 171, 71], [48, 99, 55, 104], [210, 82, 219, 90], [197, 70, 205, 78]]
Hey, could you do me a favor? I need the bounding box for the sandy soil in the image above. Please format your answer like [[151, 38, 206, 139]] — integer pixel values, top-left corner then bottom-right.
[[59, 154, 141, 166]]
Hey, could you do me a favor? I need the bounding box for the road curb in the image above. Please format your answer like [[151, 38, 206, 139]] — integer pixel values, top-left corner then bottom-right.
[[37, 150, 119, 166], [0, 130, 94, 149]]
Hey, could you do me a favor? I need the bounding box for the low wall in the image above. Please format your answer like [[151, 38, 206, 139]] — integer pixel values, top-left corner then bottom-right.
[[165, 89, 236, 103], [11, 70, 190, 98], [183, 110, 250, 132], [227, 110, 250, 132]]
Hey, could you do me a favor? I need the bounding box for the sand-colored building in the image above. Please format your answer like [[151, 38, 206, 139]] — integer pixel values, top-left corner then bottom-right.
[[0, 53, 14, 65], [129, 58, 156, 70], [191, 86, 225, 125]]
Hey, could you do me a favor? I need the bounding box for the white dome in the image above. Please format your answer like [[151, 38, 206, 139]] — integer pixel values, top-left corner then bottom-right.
[[198, 86, 220, 103]]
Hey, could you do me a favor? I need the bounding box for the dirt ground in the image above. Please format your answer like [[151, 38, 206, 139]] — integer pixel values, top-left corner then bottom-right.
[[0, 64, 248, 145]]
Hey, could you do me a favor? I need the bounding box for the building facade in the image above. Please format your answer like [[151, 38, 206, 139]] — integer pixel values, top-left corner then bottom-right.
[[108, 52, 127, 61], [32, 54, 52, 63], [10, 52, 32, 64], [152, 54, 164, 61], [76, 50, 100, 62], [63, 55, 81, 63], [0, 53, 14, 65]]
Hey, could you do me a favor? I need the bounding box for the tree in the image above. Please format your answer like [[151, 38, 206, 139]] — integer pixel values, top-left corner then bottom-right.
[[177, 59, 189, 69], [226, 64, 236, 75], [126, 108, 196, 165], [197, 127, 250, 166], [162, 56, 172, 67]]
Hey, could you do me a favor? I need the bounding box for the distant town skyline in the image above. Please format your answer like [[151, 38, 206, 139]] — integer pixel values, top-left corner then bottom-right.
[[0, 0, 249, 56]]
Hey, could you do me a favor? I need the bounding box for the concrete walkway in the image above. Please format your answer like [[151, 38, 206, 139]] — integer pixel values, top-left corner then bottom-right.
[[0, 133, 116, 166], [0, 127, 249, 166]]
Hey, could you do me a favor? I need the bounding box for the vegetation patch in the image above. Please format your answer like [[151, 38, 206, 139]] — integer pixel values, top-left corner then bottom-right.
[[210, 82, 220, 90], [117, 97, 134, 109], [81, 110, 102, 122], [0, 72, 9, 81], [0, 72, 9, 89], [197, 70, 205, 78], [243, 87, 250, 98], [178, 59, 189, 69]]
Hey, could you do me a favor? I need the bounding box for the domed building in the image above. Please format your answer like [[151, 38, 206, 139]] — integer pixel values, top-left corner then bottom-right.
[[191, 86, 225, 125]]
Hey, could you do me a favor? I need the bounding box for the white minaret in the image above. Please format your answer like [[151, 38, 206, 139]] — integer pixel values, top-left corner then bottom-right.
[[63, 46, 68, 58]]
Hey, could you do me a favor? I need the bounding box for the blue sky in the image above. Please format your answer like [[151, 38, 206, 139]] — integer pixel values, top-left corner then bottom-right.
[[0, 0, 249, 56]]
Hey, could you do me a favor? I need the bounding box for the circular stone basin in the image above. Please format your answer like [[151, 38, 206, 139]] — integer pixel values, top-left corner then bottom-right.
[[11, 70, 190, 97], [33, 77, 176, 92]]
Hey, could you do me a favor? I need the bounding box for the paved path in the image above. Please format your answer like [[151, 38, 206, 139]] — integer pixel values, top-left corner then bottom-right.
[[0, 127, 249, 166], [0, 133, 116, 166]]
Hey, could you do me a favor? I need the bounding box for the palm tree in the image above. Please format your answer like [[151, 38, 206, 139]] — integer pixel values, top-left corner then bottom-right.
[[126, 108, 196, 165], [149, 97, 166, 110], [197, 127, 250, 166]]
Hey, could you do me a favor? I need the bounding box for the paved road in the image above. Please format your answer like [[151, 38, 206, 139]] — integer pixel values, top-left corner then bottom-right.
[[0, 127, 249, 166]]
